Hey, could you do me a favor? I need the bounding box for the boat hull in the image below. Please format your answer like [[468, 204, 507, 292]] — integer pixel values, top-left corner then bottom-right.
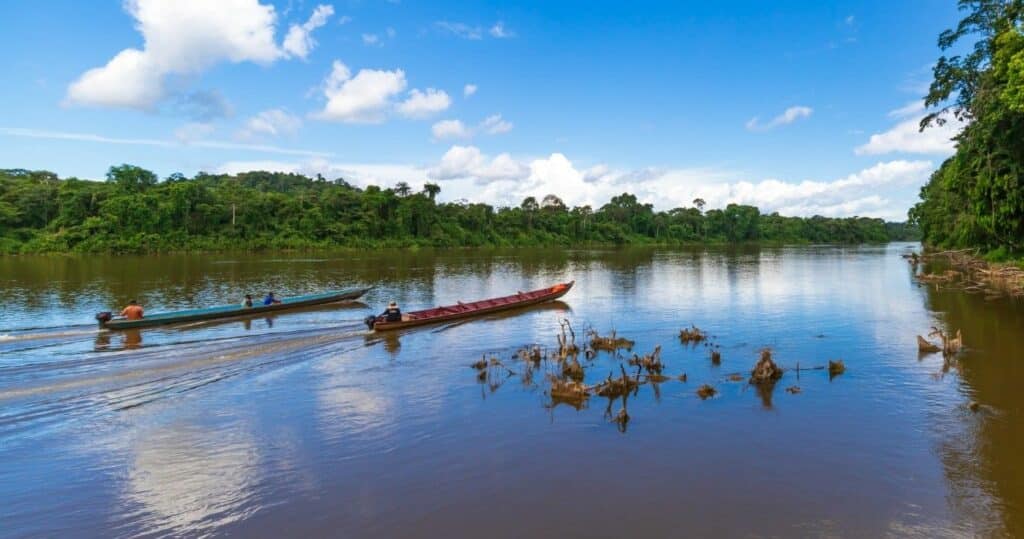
[[370, 281, 574, 331], [100, 287, 371, 330]]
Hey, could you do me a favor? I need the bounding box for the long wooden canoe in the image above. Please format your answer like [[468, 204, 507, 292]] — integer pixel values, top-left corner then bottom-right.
[[98, 287, 371, 330], [367, 281, 574, 331]]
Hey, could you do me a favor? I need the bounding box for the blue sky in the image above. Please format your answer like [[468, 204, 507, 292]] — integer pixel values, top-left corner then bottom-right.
[[0, 0, 965, 220]]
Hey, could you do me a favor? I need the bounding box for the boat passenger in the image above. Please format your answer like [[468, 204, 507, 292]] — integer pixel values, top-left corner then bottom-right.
[[120, 300, 144, 320], [263, 292, 282, 306], [242, 294, 254, 308], [381, 301, 402, 322]]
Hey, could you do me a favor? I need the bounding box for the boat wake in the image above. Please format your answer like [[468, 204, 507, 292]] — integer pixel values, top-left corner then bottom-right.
[[0, 320, 372, 445]]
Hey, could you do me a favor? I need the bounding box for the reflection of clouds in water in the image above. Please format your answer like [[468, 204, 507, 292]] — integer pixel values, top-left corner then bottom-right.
[[123, 422, 259, 536]]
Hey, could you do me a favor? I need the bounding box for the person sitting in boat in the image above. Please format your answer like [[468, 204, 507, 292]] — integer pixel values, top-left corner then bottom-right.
[[120, 300, 144, 320], [242, 294, 254, 308], [381, 301, 402, 322], [263, 292, 282, 306]]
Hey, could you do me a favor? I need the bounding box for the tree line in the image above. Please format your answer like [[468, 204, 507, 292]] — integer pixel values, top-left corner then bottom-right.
[[0, 165, 917, 254], [911, 0, 1024, 260]]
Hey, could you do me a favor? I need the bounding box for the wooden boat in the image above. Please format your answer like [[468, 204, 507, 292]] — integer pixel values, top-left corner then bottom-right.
[[96, 287, 371, 330], [367, 281, 574, 331]]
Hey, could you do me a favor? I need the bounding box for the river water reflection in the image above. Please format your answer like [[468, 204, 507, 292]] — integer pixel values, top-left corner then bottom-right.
[[0, 245, 1020, 537]]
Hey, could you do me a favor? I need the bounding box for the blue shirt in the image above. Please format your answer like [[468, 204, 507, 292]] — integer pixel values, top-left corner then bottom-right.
[[263, 295, 275, 305]]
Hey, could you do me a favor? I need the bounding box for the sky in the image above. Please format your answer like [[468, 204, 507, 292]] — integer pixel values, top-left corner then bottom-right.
[[0, 0, 967, 220]]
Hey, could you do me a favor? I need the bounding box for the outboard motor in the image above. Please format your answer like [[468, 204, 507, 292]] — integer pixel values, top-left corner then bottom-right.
[[95, 311, 113, 326], [363, 315, 378, 330]]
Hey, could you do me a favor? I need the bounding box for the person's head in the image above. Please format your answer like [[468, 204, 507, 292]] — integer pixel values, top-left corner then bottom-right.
[[245, 294, 252, 299], [267, 291, 275, 297], [388, 301, 398, 309], [129, 299, 138, 305]]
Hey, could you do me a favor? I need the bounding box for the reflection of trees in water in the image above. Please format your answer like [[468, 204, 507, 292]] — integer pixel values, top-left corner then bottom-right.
[[923, 285, 1024, 536], [123, 422, 258, 536]]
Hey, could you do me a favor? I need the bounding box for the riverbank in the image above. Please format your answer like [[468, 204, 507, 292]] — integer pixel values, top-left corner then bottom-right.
[[910, 248, 1024, 298]]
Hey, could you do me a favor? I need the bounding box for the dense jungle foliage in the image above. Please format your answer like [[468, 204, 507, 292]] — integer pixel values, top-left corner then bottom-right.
[[911, 0, 1024, 260], [0, 165, 917, 254]]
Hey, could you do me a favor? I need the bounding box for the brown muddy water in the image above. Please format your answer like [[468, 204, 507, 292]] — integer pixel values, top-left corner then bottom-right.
[[0, 245, 1021, 538]]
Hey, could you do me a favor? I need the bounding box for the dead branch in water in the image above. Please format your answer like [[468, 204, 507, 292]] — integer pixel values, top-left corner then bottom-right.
[[587, 329, 635, 353], [917, 335, 941, 354], [594, 365, 640, 398], [750, 349, 783, 384], [928, 326, 963, 356], [710, 349, 722, 365], [628, 346, 664, 374], [696, 384, 717, 400], [828, 360, 846, 379], [548, 376, 590, 408], [679, 325, 708, 343], [556, 319, 580, 358]]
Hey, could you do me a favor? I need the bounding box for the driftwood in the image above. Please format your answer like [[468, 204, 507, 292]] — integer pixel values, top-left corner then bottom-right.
[[696, 384, 717, 400], [750, 349, 783, 384], [917, 335, 942, 353], [587, 329, 635, 353], [928, 326, 963, 356], [679, 325, 708, 343], [828, 360, 846, 378]]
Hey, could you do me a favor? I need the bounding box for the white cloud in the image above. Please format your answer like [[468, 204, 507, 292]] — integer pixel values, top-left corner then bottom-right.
[[431, 119, 472, 140], [362, 33, 380, 46], [428, 145, 529, 182], [463, 84, 477, 97], [386, 27, 396, 38], [337, 15, 352, 25], [746, 106, 813, 131], [66, 0, 324, 110], [282, 4, 334, 59], [845, 15, 856, 25], [174, 122, 215, 143], [314, 60, 407, 123], [489, 21, 515, 38], [855, 105, 963, 156], [480, 114, 513, 134], [209, 148, 935, 221], [0, 126, 329, 157], [435, 21, 482, 40], [216, 159, 425, 187], [429, 114, 512, 141], [396, 88, 451, 118], [237, 109, 302, 139]]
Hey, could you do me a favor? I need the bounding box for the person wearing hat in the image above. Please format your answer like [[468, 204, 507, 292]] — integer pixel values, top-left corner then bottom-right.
[[381, 301, 402, 322]]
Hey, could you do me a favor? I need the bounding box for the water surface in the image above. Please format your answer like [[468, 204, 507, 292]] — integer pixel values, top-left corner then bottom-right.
[[1, 245, 1020, 538]]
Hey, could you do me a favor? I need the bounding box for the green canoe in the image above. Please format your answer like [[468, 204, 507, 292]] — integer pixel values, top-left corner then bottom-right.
[[96, 287, 371, 330]]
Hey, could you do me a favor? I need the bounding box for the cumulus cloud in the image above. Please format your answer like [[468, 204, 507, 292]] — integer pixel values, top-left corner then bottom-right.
[[282, 4, 334, 59], [428, 145, 529, 182], [66, 0, 329, 110], [208, 146, 934, 220], [396, 88, 452, 118], [237, 109, 302, 139], [362, 33, 380, 46], [746, 106, 813, 131], [314, 60, 407, 123], [173, 90, 233, 121], [855, 101, 963, 155], [431, 119, 472, 140], [463, 84, 477, 97]]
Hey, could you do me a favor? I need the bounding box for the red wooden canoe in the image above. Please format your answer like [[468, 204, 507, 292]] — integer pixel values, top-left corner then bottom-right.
[[367, 281, 574, 331]]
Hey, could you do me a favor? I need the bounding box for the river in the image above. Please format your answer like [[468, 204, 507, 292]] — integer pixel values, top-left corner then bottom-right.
[[0, 245, 1020, 538]]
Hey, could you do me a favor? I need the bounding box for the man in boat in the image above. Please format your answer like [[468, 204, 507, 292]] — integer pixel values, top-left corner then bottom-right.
[[242, 294, 254, 308], [263, 292, 282, 306], [120, 300, 144, 321], [381, 301, 402, 322]]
